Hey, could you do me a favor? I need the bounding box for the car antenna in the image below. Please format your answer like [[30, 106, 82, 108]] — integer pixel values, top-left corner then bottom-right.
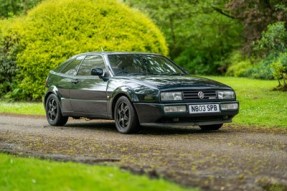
[[101, 47, 104, 52]]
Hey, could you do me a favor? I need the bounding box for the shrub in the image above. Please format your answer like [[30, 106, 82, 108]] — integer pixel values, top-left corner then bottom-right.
[[174, 48, 226, 75], [3, 0, 168, 100], [251, 22, 287, 89], [226, 60, 252, 77], [0, 19, 22, 99], [271, 52, 287, 90], [254, 22, 287, 56], [244, 56, 274, 80], [225, 51, 253, 77]]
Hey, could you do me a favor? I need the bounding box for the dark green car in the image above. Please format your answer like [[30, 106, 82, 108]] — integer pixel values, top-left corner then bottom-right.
[[44, 52, 239, 134]]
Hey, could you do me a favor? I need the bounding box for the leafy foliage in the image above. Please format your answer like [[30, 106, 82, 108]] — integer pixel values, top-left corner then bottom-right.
[[1, 0, 168, 100], [250, 22, 287, 86], [226, 0, 287, 53], [271, 53, 287, 90], [0, 0, 42, 18], [245, 58, 274, 80], [126, 0, 243, 74], [254, 22, 287, 56], [0, 19, 22, 98], [225, 51, 252, 77]]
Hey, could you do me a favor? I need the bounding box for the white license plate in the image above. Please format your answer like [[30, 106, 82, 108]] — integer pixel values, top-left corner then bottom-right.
[[189, 104, 220, 114]]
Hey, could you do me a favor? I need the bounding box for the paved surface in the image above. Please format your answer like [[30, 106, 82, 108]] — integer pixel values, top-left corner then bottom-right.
[[0, 114, 287, 191]]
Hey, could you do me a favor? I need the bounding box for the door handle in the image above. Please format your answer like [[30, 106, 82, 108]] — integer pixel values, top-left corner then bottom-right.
[[71, 79, 80, 84]]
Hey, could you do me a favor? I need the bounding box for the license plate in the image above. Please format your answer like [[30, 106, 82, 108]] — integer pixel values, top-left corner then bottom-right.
[[189, 104, 220, 114]]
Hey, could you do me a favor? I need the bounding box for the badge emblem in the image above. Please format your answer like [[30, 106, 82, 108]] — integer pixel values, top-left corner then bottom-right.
[[198, 91, 204, 99]]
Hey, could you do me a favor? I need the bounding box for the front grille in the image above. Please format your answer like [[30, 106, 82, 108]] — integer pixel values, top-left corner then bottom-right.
[[183, 90, 217, 100]]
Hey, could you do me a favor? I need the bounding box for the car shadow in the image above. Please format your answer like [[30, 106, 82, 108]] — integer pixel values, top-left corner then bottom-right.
[[139, 126, 229, 135], [64, 120, 116, 132], [63, 119, 230, 135]]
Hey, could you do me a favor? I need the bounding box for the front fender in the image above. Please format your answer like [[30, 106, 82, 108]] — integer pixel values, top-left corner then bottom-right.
[[106, 79, 160, 119], [107, 86, 139, 119]]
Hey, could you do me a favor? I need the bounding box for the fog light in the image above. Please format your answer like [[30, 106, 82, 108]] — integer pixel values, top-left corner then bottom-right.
[[164, 106, 186, 113], [221, 103, 238, 110]]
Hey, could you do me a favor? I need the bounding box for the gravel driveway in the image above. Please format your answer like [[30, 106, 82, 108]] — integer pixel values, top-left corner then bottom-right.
[[0, 114, 287, 191]]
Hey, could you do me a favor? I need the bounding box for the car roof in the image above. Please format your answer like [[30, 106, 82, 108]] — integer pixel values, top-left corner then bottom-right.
[[73, 51, 162, 57]]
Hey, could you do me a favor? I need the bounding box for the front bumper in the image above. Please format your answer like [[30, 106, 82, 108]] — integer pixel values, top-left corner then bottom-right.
[[133, 101, 239, 126]]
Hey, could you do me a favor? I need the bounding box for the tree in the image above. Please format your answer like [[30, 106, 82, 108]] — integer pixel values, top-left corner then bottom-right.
[[126, 0, 243, 74], [225, 0, 287, 54], [125, 0, 199, 58]]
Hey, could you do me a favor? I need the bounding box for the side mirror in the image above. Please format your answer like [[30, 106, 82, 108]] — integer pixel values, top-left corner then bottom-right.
[[91, 68, 103, 76]]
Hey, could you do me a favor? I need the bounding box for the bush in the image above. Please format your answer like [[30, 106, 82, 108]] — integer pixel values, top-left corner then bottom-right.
[[174, 47, 231, 75], [225, 51, 253, 77], [271, 52, 287, 90], [245, 56, 274, 80], [226, 60, 252, 77], [3, 0, 168, 100], [254, 22, 287, 56], [0, 19, 22, 98]]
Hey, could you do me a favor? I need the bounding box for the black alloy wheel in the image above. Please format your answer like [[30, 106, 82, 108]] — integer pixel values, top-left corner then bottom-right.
[[114, 96, 140, 134], [199, 124, 223, 131], [45, 94, 68, 126]]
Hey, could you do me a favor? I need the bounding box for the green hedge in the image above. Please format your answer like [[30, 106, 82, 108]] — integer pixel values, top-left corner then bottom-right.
[[0, 18, 23, 99], [1, 0, 168, 100]]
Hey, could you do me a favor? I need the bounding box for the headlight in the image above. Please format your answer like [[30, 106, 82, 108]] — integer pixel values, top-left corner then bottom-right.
[[161, 92, 182, 101], [217, 91, 235, 99]]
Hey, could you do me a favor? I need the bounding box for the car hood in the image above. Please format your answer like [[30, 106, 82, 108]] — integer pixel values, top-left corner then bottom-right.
[[116, 75, 231, 90]]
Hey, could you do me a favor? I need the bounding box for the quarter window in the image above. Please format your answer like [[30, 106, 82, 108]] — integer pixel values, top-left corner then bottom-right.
[[61, 56, 85, 75], [54, 59, 73, 73], [77, 55, 105, 76]]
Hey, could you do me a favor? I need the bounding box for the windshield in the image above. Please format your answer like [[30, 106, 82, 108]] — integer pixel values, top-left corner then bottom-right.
[[108, 54, 186, 76]]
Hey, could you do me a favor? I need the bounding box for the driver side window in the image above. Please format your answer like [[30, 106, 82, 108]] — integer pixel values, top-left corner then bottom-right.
[[77, 55, 106, 76]]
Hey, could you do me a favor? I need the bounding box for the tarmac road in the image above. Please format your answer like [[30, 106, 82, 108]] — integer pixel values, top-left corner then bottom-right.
[[0, 114, 287, 191]]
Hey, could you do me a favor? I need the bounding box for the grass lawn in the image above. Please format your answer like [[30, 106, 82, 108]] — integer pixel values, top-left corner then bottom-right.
[[0, 76, 286, 128], [0, 101, 44, 116], [0, 153, 195, 191], [209, 76, 287, 128]]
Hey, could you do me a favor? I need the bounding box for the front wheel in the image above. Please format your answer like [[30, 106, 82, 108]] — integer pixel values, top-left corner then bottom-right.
[[45, 94, 68, 126], [114, 96, 140, 134], [199, 124, 223, 131]]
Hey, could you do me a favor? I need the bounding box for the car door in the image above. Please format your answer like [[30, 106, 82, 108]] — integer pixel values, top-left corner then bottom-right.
[[56, 56, 85, 113], [69, 54, 109, 118]]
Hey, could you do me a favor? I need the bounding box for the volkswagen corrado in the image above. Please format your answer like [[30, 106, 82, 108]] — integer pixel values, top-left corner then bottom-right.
[[44, 52, 239, 133]]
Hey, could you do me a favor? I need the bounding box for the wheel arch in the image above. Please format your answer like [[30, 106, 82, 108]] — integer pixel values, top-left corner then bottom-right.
[[44, 86, 61, 107], [110, 87, 139, 120]]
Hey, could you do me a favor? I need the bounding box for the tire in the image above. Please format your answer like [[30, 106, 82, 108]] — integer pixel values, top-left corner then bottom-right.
[[199, 124, 223, 131], [114, 96, 140, 134], [45, 94, 68, 126]]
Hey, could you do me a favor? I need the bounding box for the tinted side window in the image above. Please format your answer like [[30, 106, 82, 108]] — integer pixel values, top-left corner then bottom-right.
[[61, 56, 85, 75], [54, 59, 73, 73], [77, 55, 105, 76]]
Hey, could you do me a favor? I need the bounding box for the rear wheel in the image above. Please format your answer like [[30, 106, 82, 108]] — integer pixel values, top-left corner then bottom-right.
[[45, 94, 68, 126], [114, 96, 140, 134], [199, 124, 223, 131]]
